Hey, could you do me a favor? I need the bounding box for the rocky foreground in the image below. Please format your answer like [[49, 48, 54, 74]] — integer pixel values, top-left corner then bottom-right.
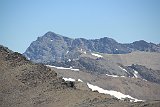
[[1, 45, 160, 107]]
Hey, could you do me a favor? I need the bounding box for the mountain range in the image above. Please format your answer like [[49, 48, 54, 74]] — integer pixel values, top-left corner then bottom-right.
[[24, 31, 160, 63], [1, 31, 160, 106], [23, 31, 160, 82]]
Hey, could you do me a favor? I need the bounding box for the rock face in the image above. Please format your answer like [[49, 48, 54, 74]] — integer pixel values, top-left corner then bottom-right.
[[23, 31, 160, 63], [127, 64, 160, 84]]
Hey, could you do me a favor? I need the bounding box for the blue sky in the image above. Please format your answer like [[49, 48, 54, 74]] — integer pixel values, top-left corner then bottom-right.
[[0, 0, 160, 53]]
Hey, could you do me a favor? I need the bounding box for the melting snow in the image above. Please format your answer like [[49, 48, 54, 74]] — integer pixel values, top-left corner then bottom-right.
[[106, 74, 125, 78], [27, 57, 30, 60], [71, 68, 79, 71], [106, 74, 119, 77], [87, 83, 143, 102], [78, 79, 83, 82], [133, 70, 139, 78], [66, 51, 69, 54], [91, 53, 103, 58], [46, 65, 79, 71], [143, 79, 147, 81], [46, 65, 71, 69], [62, 77, 83, 82], [120, 76, 126, 78], [63, 77, 75, 82], [83, 51, 86, 54], [119, 66, 128, 73]]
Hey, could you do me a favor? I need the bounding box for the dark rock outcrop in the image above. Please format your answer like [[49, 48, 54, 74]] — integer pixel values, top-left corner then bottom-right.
[[127, 64, 160, 84]]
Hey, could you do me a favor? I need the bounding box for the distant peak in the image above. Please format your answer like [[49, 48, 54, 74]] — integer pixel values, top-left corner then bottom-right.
[[100, 37, 118, 43], [102, 37, 115, 40], [133, 40, 148, 43], [45, 31, 57, 35], [140, 40, 146, 42], [43, 31, 62, 39]]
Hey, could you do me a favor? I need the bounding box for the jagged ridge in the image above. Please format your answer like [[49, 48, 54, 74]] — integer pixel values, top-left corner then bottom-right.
[[24, 31, 160, 63]]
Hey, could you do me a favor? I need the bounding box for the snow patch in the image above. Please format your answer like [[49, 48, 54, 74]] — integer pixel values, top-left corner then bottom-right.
[[83, 51, 86, 54], [62, 77, 83, 82], [27, 57, 30, 60], [68, 59, 71, 62], [46, 65, 79, 71], [91, 53, 103, 58], [120, 76, 126, 78], [143, 79, 147, 81], [78, 79, 83, 82], [133, 70, 139, 78], [50, 39, 53, 41], [119, 66, 128, 73], [87, 83, 143, 102], [66, 51, 69, 54], [46, 65, 71, 70], [106, 74, 125, 78], [63, 77, 75, 82], [106, 74, 119, 77], [71, 68, 79, 71]]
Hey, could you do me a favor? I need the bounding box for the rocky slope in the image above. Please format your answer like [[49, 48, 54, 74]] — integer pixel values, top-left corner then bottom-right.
[[1, 45, 160, 107], [47, 60, 160, 101], [45, 52, 160, 86], [102, 51, 160, 71], [0, 45, 76, 107], [23, 31, 160, 63]]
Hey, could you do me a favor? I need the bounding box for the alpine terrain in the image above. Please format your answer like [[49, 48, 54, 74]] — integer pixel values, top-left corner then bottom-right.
[[2, 45, 160, 107], [23, 31, 160, 102], [1, 31, 160, 107]]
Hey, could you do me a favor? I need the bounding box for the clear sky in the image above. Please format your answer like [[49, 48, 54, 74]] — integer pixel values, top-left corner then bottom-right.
[[0, 0, 160, 53]]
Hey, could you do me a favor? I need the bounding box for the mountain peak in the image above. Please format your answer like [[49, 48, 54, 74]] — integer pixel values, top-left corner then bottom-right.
[[133, 40, 148, 44], [44, 31, 61, 38], [23, 31, 160, 63], [100, 37, 118, 43], [45, 31, 56, 35]]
